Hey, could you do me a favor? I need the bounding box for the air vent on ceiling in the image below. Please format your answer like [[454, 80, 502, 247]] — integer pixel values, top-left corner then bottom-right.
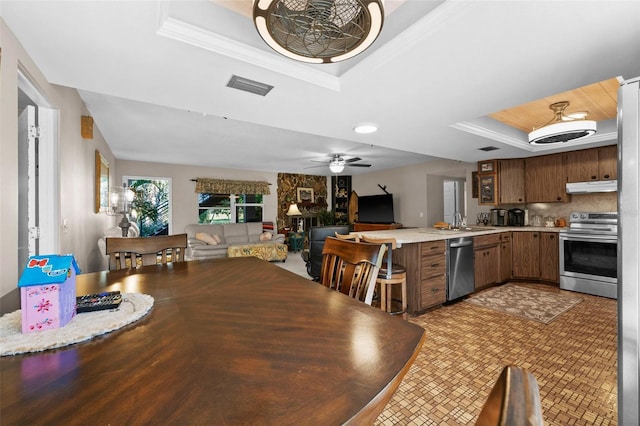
[[478, 146, 499, 152], [227, 75, 273, 96]]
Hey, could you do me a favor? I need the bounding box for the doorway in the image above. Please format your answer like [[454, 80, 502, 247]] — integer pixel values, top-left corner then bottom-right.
[[443, 178, 466, 225], [17, 70, 58, 270]]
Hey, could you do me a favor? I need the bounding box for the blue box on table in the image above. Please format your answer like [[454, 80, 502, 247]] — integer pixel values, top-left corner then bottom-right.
[[18, 255, 80, 333]]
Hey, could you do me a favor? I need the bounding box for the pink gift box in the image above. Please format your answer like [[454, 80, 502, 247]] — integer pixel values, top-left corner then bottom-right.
[[18, 255, 80, 333]]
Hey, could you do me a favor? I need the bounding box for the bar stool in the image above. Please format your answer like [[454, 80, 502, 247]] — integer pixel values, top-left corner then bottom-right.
[[334, 232, 358, 241], [359, 236, 407, 319]]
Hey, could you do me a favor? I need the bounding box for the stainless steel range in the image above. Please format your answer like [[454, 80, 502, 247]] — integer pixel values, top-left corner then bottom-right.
[[559, 212, 618, 299]]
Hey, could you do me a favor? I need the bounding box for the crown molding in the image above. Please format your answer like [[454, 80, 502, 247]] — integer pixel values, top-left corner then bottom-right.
[[453, 121, 618, 152], [156, 2, 340, 91]]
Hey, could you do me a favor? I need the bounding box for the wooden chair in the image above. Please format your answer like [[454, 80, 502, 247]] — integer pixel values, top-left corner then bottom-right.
[[359, 236, 407, 318], [319, 237, 385, 305], [106, 234, 188, 270], [476, 365, 544, 426], [334, 231, 358, 241]]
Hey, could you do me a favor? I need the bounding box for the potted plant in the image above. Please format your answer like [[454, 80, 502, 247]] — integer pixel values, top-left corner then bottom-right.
[[317, 210, 335, 226]]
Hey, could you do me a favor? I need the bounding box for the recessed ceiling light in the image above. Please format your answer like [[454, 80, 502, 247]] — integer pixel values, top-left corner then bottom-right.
[[354, 124, 378, 134]]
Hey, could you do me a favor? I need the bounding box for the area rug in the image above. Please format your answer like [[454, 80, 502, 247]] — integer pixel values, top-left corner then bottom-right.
[[464, 284, 582, 324], [0, 293, 154, 356]]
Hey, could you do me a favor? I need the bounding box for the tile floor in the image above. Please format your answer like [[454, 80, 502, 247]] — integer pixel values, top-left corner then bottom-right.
[[375, 283, 618, 425], [275, 256, 618, 425]]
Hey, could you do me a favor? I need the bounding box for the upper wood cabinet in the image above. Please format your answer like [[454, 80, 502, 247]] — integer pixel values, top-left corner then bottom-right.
[[525, 153, 570, 203], [498, 159, 525, 204], [597, 145, 617, 180], [566, 145, 618, 182]]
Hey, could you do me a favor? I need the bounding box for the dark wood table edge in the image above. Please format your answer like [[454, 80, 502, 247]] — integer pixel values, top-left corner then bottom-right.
[[345, 330, 427, 424]]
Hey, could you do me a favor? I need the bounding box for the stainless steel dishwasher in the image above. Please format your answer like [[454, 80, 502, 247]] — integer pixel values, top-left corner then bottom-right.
[[447, 237, 475, 301]]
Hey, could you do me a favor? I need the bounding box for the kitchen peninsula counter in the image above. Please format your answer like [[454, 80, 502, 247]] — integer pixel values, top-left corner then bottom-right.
[[353, 225, 566, 315], [354, 226, 566, 246]]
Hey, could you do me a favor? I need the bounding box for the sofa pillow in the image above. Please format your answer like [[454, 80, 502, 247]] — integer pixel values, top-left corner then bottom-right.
[[212, 234, 222, 244], [196, 232, 218, 245], [259, 232, 273, 241]]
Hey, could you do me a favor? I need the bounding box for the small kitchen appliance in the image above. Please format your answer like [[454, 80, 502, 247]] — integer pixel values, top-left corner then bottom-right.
[[508, 209, 525, 226], [490, 209, 508, 226]]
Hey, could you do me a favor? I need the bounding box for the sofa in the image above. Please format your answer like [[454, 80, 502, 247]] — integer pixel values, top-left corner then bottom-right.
[[301, 225, 350, 281], [185, 223, 285, 261]]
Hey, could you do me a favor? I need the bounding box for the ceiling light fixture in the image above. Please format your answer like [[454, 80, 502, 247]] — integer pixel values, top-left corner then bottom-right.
[[329, 158, 345, 173], [528, 101, 597, 145], [253, 0, 384, 64], [354, 123, 378, 134]]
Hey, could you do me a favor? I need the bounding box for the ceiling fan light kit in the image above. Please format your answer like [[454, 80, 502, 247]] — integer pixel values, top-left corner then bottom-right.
[[329, 158, 345, 173], [253, 0, 384, 64], [528, 101, 597, 145]]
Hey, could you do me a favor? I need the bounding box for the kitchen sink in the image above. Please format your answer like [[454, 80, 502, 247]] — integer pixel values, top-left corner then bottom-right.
[[420, 226, 496, 233]]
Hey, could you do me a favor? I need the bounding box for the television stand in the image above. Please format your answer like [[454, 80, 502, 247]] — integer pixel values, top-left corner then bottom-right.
[[353, 223, 403, 232]]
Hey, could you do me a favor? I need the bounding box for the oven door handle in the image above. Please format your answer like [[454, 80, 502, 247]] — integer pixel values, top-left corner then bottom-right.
[[560, 233, 617, 242]]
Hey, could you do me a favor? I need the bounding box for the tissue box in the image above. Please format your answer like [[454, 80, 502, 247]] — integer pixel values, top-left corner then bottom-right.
[[18, 255, 80, 333]]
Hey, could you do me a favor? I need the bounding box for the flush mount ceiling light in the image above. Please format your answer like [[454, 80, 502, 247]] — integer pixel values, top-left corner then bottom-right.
[[354, 123, 378, 134], [253, 0, 384, 64], [329, 157, 346, 173], [528, 101, 597, 145]]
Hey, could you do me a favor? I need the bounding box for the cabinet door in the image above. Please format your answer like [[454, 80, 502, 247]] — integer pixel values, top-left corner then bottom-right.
[[597, 145, 617, 180], [525, 153, 569, 203], [566, 149, 599, 182], [499, 159, 525, 203], [539, 232, 559, 283], [479, 174, 498, 206], [512, 232, 540, 278], [500, 239, 512, 282], [474, 245, 499, 289]]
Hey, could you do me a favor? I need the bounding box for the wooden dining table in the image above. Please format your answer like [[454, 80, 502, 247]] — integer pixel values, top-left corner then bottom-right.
[[1, 257, 425, 425]]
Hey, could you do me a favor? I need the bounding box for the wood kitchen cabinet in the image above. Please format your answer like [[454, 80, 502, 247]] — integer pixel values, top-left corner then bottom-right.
[[512, 232, 540, 279], [539, 232, 559, 283], [566, 145, 618, 182], [396, 241, 446, 315], [499, 159, 525, 204], [499, 232, 512, 282], [597, 145, 617, 180], [525, 153, 570, 203], [512, 231, 559, 283], [473, 234, 500, 290]]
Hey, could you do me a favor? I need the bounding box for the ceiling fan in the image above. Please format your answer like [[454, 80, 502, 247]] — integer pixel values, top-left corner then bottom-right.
[[306, 154, 372, 173]]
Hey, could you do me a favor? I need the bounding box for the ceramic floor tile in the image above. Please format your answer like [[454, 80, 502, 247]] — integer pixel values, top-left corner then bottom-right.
[[375, 283, 618, 425]]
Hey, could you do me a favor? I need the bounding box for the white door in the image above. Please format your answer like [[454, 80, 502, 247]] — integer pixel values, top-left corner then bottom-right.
[[443, 180, 456, 224], [18, 105, 38, 269]]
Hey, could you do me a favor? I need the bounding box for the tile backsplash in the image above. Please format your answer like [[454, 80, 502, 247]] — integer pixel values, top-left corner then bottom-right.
[[524, 192, 618, 224]]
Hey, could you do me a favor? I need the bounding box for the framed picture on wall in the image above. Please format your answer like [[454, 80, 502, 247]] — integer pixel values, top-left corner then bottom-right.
[[297, 187, 314, 203], [95, 150, 109, 213]]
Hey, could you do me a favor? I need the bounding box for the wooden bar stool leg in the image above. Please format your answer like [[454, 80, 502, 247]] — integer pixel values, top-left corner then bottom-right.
[[379, 279, 387, 312]]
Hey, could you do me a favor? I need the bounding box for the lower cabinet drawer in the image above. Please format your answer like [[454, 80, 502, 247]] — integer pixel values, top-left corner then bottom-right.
[[421, 275, 446, 308], [421, 261, 446, 279]]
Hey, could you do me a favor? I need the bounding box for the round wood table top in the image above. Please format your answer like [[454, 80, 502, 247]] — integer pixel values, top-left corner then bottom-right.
[[1, 257, 425, 425]]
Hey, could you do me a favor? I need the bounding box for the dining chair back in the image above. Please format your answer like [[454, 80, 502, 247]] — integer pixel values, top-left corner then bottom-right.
[[319, 237, 385, 305], [334, 232, 358, 241], [359, 235, 408, 317], [106, 233, 188, 270], [475, 365, 543, 426]]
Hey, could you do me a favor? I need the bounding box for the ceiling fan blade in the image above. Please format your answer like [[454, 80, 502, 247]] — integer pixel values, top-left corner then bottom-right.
[[303, 164, 327, 169], [346, 163, 371, 167], [344, 157, 362, 163]]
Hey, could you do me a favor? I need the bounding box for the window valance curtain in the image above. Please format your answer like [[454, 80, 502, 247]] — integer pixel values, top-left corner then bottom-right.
[[194, 178, 271, 195]]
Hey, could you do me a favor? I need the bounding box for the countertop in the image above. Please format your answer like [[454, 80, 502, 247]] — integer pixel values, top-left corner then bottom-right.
[[354, 226, 567, 246]]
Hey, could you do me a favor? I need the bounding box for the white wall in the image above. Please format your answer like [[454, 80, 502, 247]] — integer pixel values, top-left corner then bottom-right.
[[116, 160, 279, 237], [1, 20, 115, 298], [352, 159, 489, 228]]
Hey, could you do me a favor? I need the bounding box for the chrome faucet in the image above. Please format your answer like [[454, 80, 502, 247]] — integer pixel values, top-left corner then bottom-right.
[[453, 211, 462, 229]]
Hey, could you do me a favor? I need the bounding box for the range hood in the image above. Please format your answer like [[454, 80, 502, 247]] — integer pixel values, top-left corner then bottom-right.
[[566, 180, 618, 194]]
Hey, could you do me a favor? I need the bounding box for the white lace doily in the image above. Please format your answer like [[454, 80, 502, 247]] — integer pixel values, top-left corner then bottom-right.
[[1, 293, 154, 356]]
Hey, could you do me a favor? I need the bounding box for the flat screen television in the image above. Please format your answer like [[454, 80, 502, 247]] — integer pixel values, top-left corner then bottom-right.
[[357, 194, 395, 224]]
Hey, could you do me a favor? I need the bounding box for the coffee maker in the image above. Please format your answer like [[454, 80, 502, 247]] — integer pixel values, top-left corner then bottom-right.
[[490, 208, 508, 226], [508, 208, 525, 226]]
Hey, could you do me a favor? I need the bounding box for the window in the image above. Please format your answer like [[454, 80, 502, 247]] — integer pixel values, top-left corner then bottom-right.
[[198, 194, 263, 224], [125, 177, 171, 236]]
